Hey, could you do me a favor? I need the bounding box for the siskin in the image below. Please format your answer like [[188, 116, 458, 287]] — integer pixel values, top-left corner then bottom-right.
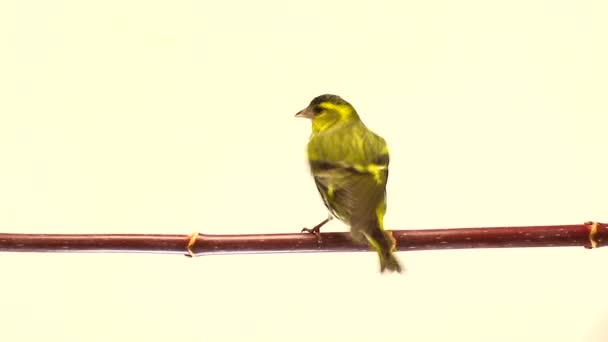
[[296, 94, 402, 273]]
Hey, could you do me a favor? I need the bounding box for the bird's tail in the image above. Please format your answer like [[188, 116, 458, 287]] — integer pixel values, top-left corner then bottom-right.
[[360, 228, 403, 273]]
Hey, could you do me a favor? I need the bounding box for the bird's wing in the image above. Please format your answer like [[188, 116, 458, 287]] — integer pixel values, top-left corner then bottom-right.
[[311, 154, 388, 237]]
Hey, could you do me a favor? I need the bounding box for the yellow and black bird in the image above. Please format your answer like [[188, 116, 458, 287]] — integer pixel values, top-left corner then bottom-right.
[[296, 94, 402, 273]]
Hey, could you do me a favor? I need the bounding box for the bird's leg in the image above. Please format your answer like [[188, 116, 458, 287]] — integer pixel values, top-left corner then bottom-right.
[[301, 215, 333, 242]]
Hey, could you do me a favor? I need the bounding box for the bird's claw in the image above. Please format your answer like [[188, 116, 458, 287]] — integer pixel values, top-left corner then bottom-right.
[[301, 226, 322, 243], [300, 217, 331, 243]]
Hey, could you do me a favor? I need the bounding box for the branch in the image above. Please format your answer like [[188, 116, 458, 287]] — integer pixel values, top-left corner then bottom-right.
[[0, 222, 605, 256]]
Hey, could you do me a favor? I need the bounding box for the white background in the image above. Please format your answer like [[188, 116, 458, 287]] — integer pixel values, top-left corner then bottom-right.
[[1, 1, 607, 341]]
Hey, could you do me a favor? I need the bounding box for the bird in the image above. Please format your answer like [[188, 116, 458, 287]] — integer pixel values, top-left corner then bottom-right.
[[295, 94, 402, 273]]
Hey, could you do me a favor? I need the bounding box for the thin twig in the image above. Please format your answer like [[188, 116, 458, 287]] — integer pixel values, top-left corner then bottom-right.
[[0, 222, 605, 256]]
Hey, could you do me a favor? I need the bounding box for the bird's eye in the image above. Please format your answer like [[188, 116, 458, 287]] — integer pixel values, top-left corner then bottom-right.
[[313, 106, 323, 115]]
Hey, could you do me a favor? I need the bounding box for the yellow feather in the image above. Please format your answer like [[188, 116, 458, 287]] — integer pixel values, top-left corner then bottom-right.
[[319, 102, 353, 118], [327, 183, 335, 198], [367, 164, 386, 184]]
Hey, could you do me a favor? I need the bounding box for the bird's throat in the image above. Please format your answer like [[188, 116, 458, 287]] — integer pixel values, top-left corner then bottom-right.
[[311, 116, 340, 134]]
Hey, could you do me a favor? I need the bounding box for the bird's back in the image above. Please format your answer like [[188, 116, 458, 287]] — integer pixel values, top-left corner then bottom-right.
[[308, 121, 388, 166], [306, 120, 389, 226]]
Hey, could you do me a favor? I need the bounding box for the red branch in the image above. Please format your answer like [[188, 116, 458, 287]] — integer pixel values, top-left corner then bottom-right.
[[0, 222, 605, 256]]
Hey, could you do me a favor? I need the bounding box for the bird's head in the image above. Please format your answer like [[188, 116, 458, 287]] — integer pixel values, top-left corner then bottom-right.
[[295, 94, 360, 133]]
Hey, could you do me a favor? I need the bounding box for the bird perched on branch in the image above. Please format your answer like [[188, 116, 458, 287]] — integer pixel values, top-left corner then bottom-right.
[[295, 94, 402, 273]]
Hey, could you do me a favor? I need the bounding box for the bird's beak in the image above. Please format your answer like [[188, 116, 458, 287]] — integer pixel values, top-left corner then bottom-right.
[[295, 106, 313, 119]]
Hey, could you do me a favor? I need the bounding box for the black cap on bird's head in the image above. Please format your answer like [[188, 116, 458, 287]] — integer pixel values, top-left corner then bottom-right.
[[309, 94, 349, 107], [295, 94, 357, 121]]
